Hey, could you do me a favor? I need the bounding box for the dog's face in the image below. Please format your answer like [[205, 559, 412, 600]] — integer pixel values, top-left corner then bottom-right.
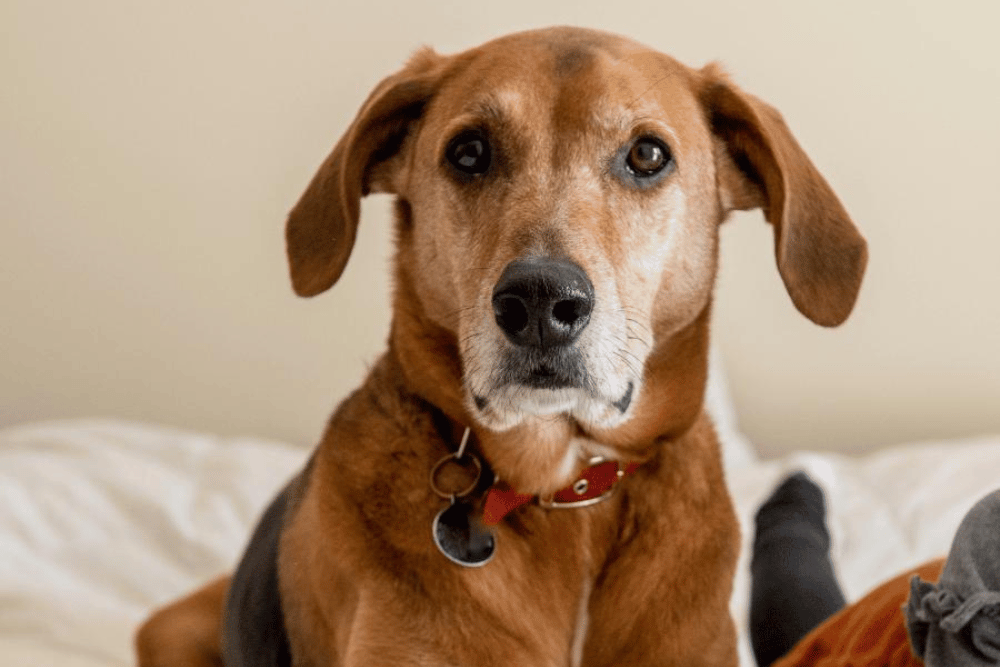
[[285, 28, 866, 478], [402, 35, 726, 435]]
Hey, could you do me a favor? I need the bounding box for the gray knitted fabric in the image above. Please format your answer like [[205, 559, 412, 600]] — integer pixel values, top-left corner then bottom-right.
[[905, 488, 1000, 666]]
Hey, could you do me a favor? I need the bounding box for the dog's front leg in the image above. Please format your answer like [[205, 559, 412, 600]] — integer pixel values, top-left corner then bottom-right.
[[582, 557, 739, 667], [337, 598, 466, 667], [338, 587, 573, 667], [579, 467, 741, 666]]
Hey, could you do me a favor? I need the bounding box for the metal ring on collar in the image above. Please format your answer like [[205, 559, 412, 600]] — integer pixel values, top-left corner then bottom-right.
[[429, 428, 482, 501]]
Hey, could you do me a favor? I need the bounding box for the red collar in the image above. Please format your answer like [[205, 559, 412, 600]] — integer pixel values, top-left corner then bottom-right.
[[482, 458, 640, 526]]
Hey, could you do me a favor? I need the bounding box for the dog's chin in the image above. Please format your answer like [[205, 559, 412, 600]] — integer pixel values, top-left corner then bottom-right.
[[468, 381, 636, 432]]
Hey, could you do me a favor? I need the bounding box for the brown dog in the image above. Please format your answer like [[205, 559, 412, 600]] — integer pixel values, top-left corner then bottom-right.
[[136, 26, 866, 667]]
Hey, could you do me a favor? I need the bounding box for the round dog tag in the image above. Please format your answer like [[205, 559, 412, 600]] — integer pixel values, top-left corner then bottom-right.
[[432, 500, 496, 567]]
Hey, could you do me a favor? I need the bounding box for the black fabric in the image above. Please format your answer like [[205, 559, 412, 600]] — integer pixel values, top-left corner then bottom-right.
[[749, 472, 847, 667], [222, 480, 294, 667]]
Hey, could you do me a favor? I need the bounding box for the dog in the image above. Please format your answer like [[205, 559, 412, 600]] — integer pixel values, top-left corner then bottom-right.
[[135, 26, 867, 667]]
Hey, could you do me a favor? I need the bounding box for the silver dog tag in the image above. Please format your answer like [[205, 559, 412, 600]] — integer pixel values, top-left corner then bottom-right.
[[432, 500, 496, 568]]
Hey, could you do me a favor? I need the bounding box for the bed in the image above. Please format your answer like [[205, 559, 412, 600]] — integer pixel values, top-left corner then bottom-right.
[[3, 361, 998, 666]]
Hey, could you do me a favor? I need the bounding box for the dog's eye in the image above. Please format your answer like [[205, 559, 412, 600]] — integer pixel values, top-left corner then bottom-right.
[[626, 137, 671, 177], [446, 131, 491, 175]]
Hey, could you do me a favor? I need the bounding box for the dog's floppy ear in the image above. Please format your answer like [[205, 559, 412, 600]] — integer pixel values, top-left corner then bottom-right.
[[699, 64, 868, 326], [286, 48, 446, 297]]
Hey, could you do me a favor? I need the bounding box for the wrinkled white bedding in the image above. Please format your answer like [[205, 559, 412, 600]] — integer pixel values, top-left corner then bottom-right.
[[2, 419, 998, 666]]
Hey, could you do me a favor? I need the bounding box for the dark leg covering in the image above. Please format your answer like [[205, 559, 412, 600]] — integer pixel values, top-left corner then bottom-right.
[[749, 472, 847, 667]]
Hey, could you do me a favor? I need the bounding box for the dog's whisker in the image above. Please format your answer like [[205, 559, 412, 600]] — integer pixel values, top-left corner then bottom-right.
[[625, 334, 651, 348], [623, 316, 651, 333], [612, 351, 639, 377], [445, 304, 479, 319]]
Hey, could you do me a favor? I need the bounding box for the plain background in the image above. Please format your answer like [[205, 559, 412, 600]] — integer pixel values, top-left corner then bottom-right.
[[2, 0, 997, 457]]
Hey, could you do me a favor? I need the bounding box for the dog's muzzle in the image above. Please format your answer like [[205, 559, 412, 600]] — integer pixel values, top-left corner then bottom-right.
[[471, 255, 635, 427]]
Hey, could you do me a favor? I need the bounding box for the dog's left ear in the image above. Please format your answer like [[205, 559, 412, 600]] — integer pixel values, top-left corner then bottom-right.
[[286, 48, 447, 297], [698, 65, 868, 327]]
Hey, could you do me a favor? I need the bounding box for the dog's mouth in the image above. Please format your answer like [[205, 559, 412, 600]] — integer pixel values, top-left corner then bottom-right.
[[469, 347, 636, 429], [504, 348, 586, 390]]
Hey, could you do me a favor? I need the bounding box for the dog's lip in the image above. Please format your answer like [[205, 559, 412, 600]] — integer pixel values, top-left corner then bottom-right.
[[499, 349, 588, 389], [612, 381, 635, 413], [470, 346, 635, 415], [471, 378, 635, 414], [470, 373, 581, 411], [519, 364, 580, 389]]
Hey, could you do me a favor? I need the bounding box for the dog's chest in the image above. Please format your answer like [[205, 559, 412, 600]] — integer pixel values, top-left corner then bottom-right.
[[445, 492, 625, 665]]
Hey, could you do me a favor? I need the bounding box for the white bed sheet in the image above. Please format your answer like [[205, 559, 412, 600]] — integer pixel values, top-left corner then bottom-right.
[[1, 419, 998, 666]]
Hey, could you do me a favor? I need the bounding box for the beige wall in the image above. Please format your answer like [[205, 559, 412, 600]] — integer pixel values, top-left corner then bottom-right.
[[3, 0, 998, 456]]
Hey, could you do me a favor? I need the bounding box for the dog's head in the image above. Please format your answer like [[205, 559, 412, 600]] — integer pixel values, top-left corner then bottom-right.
[[285, 28, 866, 487]]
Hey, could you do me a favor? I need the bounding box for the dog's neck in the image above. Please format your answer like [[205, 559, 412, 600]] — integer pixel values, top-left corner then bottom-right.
[[386, 284, 712, 495]]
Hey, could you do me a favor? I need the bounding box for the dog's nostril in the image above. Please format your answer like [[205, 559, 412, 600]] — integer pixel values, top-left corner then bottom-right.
[[552, 299, 586, 326], [495, 295, 529, 334]]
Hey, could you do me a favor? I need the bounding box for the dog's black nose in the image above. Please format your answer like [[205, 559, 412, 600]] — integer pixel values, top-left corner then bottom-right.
[[491, 258, 594, 349]]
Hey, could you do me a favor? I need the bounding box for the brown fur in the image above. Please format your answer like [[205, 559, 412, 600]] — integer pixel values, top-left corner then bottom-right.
[[136, 576, 227, 667], [136, 27, 866, 666]]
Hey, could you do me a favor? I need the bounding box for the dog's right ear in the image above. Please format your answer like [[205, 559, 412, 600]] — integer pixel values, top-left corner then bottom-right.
[[285, 48, 446, 297]]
